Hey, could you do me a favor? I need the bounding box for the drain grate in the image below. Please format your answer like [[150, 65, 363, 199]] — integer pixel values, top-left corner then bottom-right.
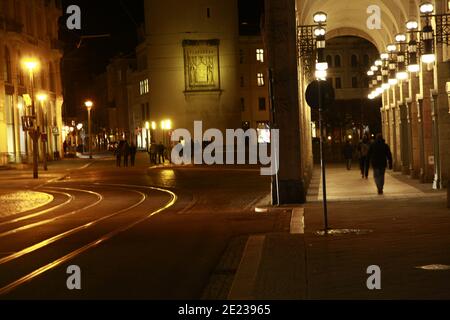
[[316, 229, 373, 236], [416, 264, 450, 271]]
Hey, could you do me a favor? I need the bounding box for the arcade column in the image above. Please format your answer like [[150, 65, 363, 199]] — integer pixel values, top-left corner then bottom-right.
[[264, 0, 306, 204]]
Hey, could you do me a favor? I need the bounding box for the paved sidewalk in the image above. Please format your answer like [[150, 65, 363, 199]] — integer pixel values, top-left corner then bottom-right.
[[234, 164, 450, 300], [308, 164, 446, 201]]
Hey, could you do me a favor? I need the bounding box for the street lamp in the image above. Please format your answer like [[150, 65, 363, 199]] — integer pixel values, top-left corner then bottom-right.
[[37, 93, 48, 171], [85, 100, 94, 159], [22, 58, 40, 179], [406, 20, 420, 73], [395, 34, 408, 81]]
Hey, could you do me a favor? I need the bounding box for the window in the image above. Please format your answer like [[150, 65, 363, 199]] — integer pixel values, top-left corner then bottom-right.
[[258, 97, 266, 111], [351, 55, 358, 67], [334, 55, 341, 67], [352, 77, 358, 88], [257, 73, 265, 87], [326, 55, 333, 68], [140, 79, 149, 95], [363, 54, 370, 67], [4, 47, 11, 83], [335, 77, 342, 89], [256, 49, 264, 63], [240, 98, 245, 112]]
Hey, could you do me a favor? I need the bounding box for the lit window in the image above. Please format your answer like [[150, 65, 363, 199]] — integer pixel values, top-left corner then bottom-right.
[[256, 49, 264, 63], [257, 73, 265, 87], [140, 79, 149, 95]]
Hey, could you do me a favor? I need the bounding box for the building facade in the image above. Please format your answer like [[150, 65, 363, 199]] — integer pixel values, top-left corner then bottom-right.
[[0, 0, 63, 165], [239, 35, 270, 132]]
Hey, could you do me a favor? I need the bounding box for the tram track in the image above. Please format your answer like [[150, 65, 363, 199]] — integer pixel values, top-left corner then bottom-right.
[[0, 183, 177, 296]]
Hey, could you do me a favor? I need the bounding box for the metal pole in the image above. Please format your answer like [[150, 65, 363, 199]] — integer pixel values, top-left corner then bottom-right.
[[269, 68, 280, 206], [318, 82, 329, 234], [30, 71, 38, 179], [42, 103, 47, 171], [88, 109, 92, 159]]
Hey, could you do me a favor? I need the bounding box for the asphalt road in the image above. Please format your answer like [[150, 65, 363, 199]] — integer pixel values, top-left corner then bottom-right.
[[0, 156, 278, 300]]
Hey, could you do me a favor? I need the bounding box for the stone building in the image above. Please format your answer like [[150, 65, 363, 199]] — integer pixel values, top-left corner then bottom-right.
[[0, 0, 63, 165]]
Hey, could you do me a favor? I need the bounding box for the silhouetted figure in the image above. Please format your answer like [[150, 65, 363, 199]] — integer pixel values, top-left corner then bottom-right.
[[157, 142, 165, 164], [358, 135, 370, 179], [343, 140, 353, 170], [115, 141, 123, 167], [368, 134, 393, 195], [130, 143, 137, 167], [63, 141, 68, 155], [123, 141, 130, 167]]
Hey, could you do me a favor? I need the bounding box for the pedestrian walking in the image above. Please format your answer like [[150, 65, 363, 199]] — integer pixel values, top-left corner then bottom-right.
[[63, 140, 68, 155], [343, 140, 353, 170], [367, 134, 393, 195], [358, 135, 370, 179], [157, 142, 165, 165], [115, 141, 123, 167], [123, 141, 130, 167], [130, 142, 137, 167]]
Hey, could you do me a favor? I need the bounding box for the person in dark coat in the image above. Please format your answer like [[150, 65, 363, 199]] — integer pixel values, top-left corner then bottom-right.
[[367, 134, 393, 195], [123, 141, 130, 167], [157, 142, 165, 165], [130, 142, 137, 167], [115, 141, 123, 167], [358, 135, 370, 179], [343, 140, 353, 170]]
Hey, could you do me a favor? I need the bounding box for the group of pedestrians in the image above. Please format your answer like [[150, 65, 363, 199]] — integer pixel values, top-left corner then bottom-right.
[[148, 142, 167, 165], [343, 134, 393, 195], [114, 140, 137, 168]]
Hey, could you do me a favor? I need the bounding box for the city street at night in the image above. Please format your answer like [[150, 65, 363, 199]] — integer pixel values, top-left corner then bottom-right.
[[1, 0, 450, 309]]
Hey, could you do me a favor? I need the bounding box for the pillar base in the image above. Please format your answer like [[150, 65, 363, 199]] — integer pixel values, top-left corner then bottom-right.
[[272, 179, 306, 205]]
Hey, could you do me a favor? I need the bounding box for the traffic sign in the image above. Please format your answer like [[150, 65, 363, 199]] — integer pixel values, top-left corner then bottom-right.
[[305, 80, 335, 110]]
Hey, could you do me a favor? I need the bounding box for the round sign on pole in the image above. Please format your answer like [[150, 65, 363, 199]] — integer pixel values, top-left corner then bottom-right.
[[305, 80, 335, 110]]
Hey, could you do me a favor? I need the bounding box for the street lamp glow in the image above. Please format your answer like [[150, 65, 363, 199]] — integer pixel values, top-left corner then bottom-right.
[[387, 44, 397, 52], [37, 93, 48, 102], [371, 66, 378, 72], [165, 120, 172, 130], [315, 69, 327, 80], [382, 83, 390, 90], [348, 135, 353, 140], [408, 64, 420, 73], [84, 100, 93, 109], [406, 20, 418, 30], [396, 71, 408, 80], [367, 70, 374, 76], [395, 34, 407, 43], [421, 53, 436, 64], [76, 123, 83, 130], [151, 121, 157, 130], [388, 78, 398, 85], [380, 53, 389, 60], [313, 11, 327, 24], [314, 27, 326, 37], [420, 2, 434, 14], [22, 58, 40, 72], [145, 121, 150, 130], [376, 87, 384, 95], [316, 62, 328, 71], [375, 60, 382, 66]]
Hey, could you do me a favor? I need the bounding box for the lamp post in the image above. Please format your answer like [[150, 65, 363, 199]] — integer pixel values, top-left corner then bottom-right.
[[23, 58, 40, 179], [311, 11, 329, 233], [85, 100, 93, 159], [37, 93, 48, 171], [145, 121, 150, 152]]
